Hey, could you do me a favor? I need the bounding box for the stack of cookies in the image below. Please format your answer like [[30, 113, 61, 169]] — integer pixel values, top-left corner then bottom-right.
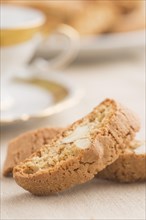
[[3, 99, 145, 196]]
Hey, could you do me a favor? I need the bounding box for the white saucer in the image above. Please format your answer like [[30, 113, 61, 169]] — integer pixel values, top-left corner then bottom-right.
[[1, 70, 83, 126]]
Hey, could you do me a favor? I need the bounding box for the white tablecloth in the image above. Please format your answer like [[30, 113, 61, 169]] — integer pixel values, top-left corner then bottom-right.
[[1, 51, 145, 220]]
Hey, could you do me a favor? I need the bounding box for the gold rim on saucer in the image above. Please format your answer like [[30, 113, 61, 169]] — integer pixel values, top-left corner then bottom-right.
[[1, 74, 84, 126]]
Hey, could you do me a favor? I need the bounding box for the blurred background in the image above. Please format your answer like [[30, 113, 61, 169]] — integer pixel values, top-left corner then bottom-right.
[[2, 0, 145, 58], [1, 1, 146, 219], [1, 0, 145, 133], [2, 0, 145, 34]]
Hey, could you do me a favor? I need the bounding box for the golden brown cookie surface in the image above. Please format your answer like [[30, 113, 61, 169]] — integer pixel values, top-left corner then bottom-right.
[[13, 99, 140, 195], [3, 128, 63, 177], [97, 150, 146, 182]]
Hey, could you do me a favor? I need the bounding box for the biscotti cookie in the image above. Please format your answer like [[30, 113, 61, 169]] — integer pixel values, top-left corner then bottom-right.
[[3, 128, 62, 177], [13, 99, 140, 195], [4, 129, 143, 182], [112, 2, 145, 33], [69, 4, 116, 35], [97, 144, 146, 182], [112, 0, 142, 13], [3, 128, 141, 182], [4, 128, 145, 183]]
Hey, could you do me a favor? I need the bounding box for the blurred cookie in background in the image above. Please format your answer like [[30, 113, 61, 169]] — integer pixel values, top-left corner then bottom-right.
[[68, 2, 117, 35], [1, 0, 83, 33], [112, 2, 146, 32], [111, 0, 143, 13], [1, 0, 145, 35]]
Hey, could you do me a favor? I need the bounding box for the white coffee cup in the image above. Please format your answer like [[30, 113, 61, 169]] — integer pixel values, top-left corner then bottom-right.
[[0, 4, 79, 75], [0, 4, 79, 111]]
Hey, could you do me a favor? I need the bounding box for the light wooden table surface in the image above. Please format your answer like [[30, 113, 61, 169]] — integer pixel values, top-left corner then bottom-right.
[[1, 51, 145, 220]]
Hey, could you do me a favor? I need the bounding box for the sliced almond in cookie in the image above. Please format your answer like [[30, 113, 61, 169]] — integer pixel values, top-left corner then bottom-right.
[[13, 99, 140, 195]]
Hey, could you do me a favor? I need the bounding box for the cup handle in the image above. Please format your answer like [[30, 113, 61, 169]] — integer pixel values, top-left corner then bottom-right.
[[32, 24, 80, 71]]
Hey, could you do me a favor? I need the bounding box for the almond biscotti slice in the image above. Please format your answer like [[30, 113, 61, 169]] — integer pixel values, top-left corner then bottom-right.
[[97, 143, 146, 182], [4, 128, 145, 183], [3, 128, 63, 177], [13, 99, 140, 195], [3, 128, 146, 183], [4, 129, 144, 183], [3, 128, 142, 181]]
